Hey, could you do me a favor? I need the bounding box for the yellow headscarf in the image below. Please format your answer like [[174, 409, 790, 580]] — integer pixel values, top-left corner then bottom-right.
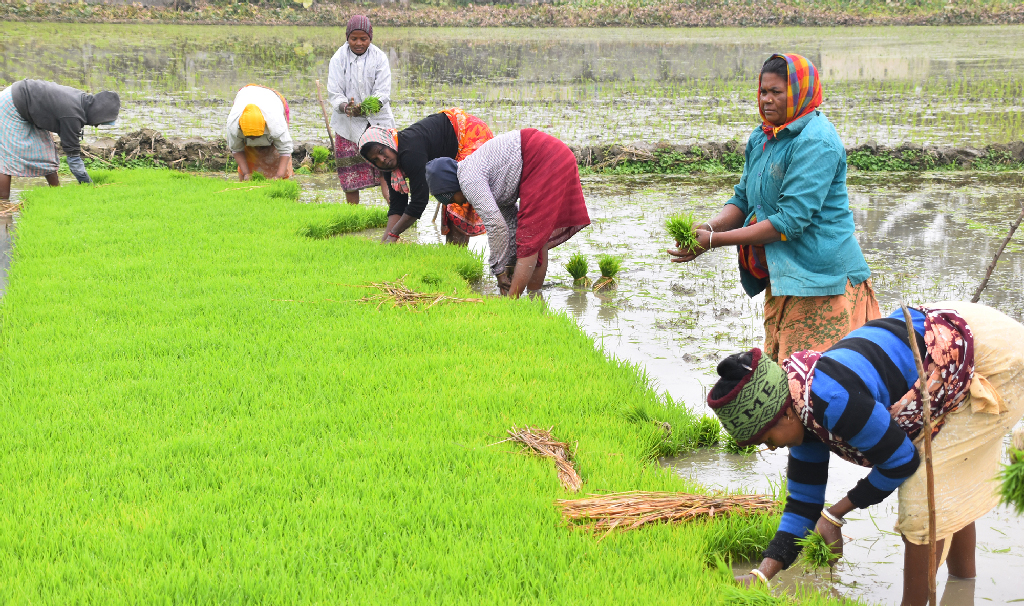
[[239, 104, 266, 137]]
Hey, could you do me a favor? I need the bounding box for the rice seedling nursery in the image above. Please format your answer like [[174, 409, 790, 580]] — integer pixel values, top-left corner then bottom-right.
[[2, 10, 1024, 606]]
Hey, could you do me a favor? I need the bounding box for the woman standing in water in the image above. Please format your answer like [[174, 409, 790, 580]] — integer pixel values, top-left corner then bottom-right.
[[707, 301, 1024, 606], [667, 54, 879, 362], [327, 15, 394, 205], [358, 108, 493, 245], [423, 129, 590, 298]]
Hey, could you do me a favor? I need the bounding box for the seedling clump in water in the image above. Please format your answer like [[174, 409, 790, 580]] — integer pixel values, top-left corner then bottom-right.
[[722, 431, 759, 455], [997, 447, 1024, 514], [565, 252, 591, 288], [360, 96, 383, 115], [796, 530, 840, 572], [666, 211, 702, 253], [593, 254, 621, 291]]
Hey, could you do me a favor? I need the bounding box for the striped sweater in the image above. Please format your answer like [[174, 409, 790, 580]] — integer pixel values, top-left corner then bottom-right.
[[764, 308, 925, 568]]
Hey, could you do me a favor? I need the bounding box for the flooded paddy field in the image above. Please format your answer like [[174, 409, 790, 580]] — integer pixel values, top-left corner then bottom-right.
[[3, 24, 1024, 147]]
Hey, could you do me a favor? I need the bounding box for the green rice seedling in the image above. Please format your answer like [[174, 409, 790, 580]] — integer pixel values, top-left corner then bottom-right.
[[692, 415, 721, 448], [298, 206, 388, 239], [565, 252, 591, 288], [703, 512, 779, 566], [89, 170, 116, 185], [249, 171, 267, 182], [796, 531, 840, 571], [311, 146, 332, 166], [719, 585, 789, 606], [360, 96, 382, 115], [268, 179, 300, 200], [593, 254, 622, 291], [997, 448, 1024, 514], [622, 396, 699, 460], [454, 255, 484, 282], [722, 431, 759, 455], [666, 211, 702, 253]]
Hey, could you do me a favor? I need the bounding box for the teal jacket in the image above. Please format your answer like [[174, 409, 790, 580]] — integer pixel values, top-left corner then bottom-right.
[[727, 111, 871, 298]]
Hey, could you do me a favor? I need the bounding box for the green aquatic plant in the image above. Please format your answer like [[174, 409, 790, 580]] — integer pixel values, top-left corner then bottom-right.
[[997, 448, 1024, 514], [796, 531, 840, 571], [565, 252, 591, 288], [593, 254, 622, 291], [666, 211, 702, 253], [723, 431, 759, 455], [360, 96, 382, 115]]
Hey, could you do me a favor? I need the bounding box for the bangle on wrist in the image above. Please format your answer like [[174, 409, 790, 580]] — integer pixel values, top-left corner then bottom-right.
[[704, 222, 714, 232], [749, 569, 769, 586], [708, 231, 714, 249], [821, 509, 846, 527]]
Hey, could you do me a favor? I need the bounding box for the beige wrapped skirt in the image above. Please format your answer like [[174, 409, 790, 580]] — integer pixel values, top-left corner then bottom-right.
[[896, 301, 1024, 546]]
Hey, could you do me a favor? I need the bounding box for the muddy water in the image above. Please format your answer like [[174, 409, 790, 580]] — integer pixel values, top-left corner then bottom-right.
[[390, 171, 1024, 605], [3, 24, 1024, 147]]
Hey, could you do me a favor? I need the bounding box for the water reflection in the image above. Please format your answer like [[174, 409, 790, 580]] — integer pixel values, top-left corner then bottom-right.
[[3, 24, 1023, 146]]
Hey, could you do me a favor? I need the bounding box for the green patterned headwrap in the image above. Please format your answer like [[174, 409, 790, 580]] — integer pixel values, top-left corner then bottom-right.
[[707, 349, 790, 446]]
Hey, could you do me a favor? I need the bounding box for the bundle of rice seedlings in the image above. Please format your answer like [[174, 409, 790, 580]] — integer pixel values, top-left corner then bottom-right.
[[499, 426, 581, 492], [795, 531, 840, 571], [268, 180, 300, 200], [360, 96, 383, 115], [723, 431, 759, 455], [310, 146, 332, 169], [593, 255, 622, 291], [692, 415, 721, 448], [564, 253, 591, 288], [665, 211, 702, 253], [248, 172, 267, 182], [355, 276, 483, 310], [998, 447, 1024, 514], [556, 491, 778, 534]]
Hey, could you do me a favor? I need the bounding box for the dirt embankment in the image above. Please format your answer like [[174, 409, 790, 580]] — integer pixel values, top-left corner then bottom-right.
[[5, 0, 1024, 27], [80, 130, 1024, 174]]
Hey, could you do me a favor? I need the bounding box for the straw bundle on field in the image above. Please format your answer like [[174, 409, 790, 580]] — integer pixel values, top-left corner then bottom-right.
[[499, 426, 582, 492], [556, 491, 778, 534], [356, 276, 483, 310], [0, 201, 22, 216]]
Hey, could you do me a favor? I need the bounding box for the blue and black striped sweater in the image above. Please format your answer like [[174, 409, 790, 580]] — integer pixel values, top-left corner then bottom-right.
[[765, 308, 926, 567]]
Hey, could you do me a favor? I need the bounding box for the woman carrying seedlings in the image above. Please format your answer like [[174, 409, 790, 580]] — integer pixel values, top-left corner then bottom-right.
[[0, 79, 120, 199], [357, 108, 493, 245], [707, 301, 1024, 606], [423, 129, 590, 298], [327, 15, 394, 205], [225, 84, 293, 181], [666, 54, 879, 362]]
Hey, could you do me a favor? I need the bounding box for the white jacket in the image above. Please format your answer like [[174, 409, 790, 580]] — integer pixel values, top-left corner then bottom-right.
[[327, 43, 395, 144], [225, 85, 293, 155]]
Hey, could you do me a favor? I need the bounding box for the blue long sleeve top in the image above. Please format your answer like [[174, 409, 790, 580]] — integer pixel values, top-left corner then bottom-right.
[[764, 308, 926, 568], [727, 112, 872, 298]]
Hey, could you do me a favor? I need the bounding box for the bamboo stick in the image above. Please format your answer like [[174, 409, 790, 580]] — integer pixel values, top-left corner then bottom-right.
[[971, 203, 1024, 303], [315, 79, 336, 155], [900, 302, 937, 606]]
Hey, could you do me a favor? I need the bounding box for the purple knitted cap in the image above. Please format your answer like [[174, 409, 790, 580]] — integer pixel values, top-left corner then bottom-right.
[[346, 15, 372, 40]]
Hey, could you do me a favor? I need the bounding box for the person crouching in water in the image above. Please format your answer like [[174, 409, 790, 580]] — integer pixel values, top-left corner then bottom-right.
[[1, 79, 120, 199], [327, 15, 393, 205], [225, 84, 294, 181], [424, 129, 590, 298], [707, 301, 1024, 606]]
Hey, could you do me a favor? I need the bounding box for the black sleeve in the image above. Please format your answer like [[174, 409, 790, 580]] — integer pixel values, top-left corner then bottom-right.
[[385, 177, 408, 217], [58, 117, 84, 156], [401, 149, 431, 220], [762, 531, 802, 569]]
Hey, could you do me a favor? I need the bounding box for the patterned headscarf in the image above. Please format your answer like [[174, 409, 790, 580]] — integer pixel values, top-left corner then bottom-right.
[[358, 126, 408, 193], [759, 53, 822, 141], [347, 15, 372, 40], [707, 348, 791, 446]]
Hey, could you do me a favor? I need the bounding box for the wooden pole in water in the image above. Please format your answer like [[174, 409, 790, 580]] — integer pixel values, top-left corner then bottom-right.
[[900, 301, 937, 606], [971, 203, 1024, 303], [314, 80, 336, 156]]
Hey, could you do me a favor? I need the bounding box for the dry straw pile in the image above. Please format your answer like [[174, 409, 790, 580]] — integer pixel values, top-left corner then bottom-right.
[[556, 491, 778, 535], [356, 276, 483, 310], [499, 426, 582, 492]]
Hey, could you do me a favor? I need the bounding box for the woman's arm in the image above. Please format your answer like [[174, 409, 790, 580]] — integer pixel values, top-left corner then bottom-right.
[[667, 205, 781, 263], [460, 170, 512, 276]]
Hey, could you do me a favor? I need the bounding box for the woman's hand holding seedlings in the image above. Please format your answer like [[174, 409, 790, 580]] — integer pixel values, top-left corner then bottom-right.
[[344, 97, 363, 117], [734, 558, 783, 587], [814, 516, 845, 558], [496, 272, 512, 295], [666, 229, 711, 263]]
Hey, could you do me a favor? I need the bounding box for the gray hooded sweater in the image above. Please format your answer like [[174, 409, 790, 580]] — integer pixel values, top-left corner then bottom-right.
[[11, 79, 120, 157]]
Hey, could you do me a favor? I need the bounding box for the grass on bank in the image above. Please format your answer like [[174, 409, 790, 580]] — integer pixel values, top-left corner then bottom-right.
[[0, 170, 855, 604]]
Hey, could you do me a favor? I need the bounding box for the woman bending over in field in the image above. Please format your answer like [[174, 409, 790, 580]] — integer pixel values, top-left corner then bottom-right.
[[359, 109, 493, 244], [708, 301, 1024, 606], [424, 129, 590, 298]]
